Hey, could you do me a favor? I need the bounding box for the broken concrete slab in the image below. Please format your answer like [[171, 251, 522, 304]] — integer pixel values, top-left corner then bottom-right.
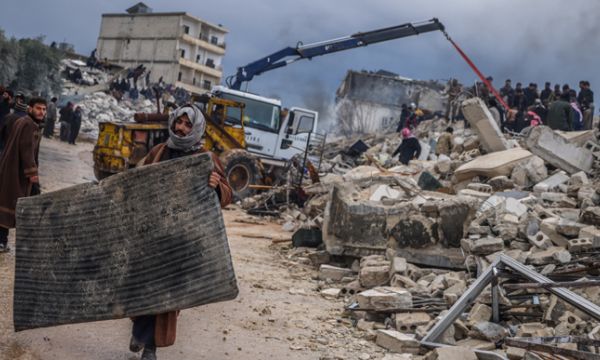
[[376, 330, 420, 354], [319, 264, 355, 281], [528, 246, 572, 265], [14, 153, 238, 331], [461, 97, 510, 152], [356, 287, 413, 310], [511, 156, 548, 188], [454, 148, 533, 182], [461, 237, 504, 255], [525, 126, 593, 174], [533, 171, 570, 194], [360, 265, 391, 288], [556, 129, 596, 146]]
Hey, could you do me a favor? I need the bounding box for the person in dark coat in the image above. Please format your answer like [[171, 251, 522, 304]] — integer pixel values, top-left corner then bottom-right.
[[546, 93, 574, 131], [540, 82, 552, 106], [0, 89, 13, 121], [59, 102, 74, 142], [392, 128, 421, 165], [500, 79, 514, 108], [68, 106, 82, 144], [397, 104, 409, 132], [0, 97, 46, 253], [0, 98, 28, 153], [128, 104, 233, 360], [523, 83, 539, 108], [513, 83, 526, 111], [578, 80, 594, 130]]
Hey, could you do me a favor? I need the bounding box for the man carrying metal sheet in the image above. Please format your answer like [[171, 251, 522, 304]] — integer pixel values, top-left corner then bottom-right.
[[129, 104, 233, 360]]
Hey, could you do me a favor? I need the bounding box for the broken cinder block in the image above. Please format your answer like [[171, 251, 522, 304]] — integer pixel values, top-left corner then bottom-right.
[[579, 226, 600, 248], [567, 238, 593, 252], [394, 312, 431, 333]]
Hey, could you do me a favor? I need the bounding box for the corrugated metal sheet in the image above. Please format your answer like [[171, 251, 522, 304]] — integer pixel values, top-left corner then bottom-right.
[[14, 153, 238, 331]]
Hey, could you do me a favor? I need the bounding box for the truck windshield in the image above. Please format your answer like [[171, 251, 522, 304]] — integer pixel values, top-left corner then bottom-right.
[[219, 93, 281, 132]]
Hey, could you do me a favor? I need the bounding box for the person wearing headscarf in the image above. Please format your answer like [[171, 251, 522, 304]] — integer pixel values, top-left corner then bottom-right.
[[392, 128, 422, 165], [129, 104, 233, 360]]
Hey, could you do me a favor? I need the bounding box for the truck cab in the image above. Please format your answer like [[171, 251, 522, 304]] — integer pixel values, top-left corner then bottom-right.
[[211, 86, 318, 167]]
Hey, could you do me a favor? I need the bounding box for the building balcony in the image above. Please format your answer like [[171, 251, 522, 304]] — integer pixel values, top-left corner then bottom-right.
[[180, 34, 226, 55], [179, 58, 223, 79]]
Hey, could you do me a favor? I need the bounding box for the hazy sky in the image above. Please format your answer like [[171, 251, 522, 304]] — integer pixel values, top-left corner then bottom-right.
[[1, 0, 599, 111]]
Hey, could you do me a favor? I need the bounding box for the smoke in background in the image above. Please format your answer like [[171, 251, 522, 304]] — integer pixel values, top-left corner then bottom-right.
[[2, 0, 600, 119]]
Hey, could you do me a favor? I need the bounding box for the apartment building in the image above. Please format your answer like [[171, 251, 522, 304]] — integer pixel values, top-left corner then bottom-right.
[[97, 3, 228, 94]]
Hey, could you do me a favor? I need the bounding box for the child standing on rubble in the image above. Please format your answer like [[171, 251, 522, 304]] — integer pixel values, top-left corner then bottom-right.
[[392, 128, 421, 165]]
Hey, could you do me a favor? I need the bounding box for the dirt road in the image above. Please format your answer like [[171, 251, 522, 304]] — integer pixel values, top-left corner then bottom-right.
[[0, 138, 384, 360]]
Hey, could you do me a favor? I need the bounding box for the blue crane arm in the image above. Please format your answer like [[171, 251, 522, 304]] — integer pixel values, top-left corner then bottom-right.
[[226, 18, 444, 90]]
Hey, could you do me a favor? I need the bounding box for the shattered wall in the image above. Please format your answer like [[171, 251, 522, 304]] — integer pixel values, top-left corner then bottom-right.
[[323, 183, 477, 259], [334, 70, 447, 134]]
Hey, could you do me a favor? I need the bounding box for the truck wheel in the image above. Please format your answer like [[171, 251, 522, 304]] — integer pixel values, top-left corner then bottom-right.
[[220, 150, 262, 200], [94, 167, 113, 181]]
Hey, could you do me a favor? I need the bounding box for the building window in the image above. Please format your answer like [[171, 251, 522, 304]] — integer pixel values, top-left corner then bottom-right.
[[210, 36, 218, 45], [205, 58, 215, 68], [196, 54, 201, 63], [203, 80, 212, 90], [183, 25, 190, 34], [193, 77, 196, 85], [178, 72, 182, 81], [180, 49, 186, 59]]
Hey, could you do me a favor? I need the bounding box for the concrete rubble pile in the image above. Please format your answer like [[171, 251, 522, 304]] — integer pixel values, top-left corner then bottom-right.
[[61, 58, 112, 94], [262, 97, 600, 359], [76, 92, 156, 138]]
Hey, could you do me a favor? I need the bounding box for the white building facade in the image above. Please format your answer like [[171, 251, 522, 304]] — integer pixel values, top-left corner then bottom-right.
[[97, 11, 228, 94]]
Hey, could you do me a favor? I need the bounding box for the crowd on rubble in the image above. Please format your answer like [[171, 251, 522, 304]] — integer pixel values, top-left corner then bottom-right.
[[455, 78, 594, 133]]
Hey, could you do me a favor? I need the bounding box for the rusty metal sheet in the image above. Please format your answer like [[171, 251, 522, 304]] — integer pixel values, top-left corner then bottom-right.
[[14, 153, 238, 331]]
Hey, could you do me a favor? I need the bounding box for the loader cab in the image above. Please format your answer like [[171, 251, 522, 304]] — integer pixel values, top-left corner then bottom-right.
[[211, 86, 318, 164]]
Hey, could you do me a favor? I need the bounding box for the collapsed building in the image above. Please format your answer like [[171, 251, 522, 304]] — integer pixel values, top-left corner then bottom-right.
[[246, 96, 600, 359], [334, 70, 447, 135]]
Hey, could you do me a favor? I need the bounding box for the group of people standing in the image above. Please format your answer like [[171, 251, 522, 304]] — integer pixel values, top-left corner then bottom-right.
[[51, 101, 82, 145], [495, 79, 594, 132]]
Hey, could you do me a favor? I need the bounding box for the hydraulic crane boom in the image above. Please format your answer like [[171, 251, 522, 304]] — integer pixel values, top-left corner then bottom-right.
[[226, 18, 445, 90]]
